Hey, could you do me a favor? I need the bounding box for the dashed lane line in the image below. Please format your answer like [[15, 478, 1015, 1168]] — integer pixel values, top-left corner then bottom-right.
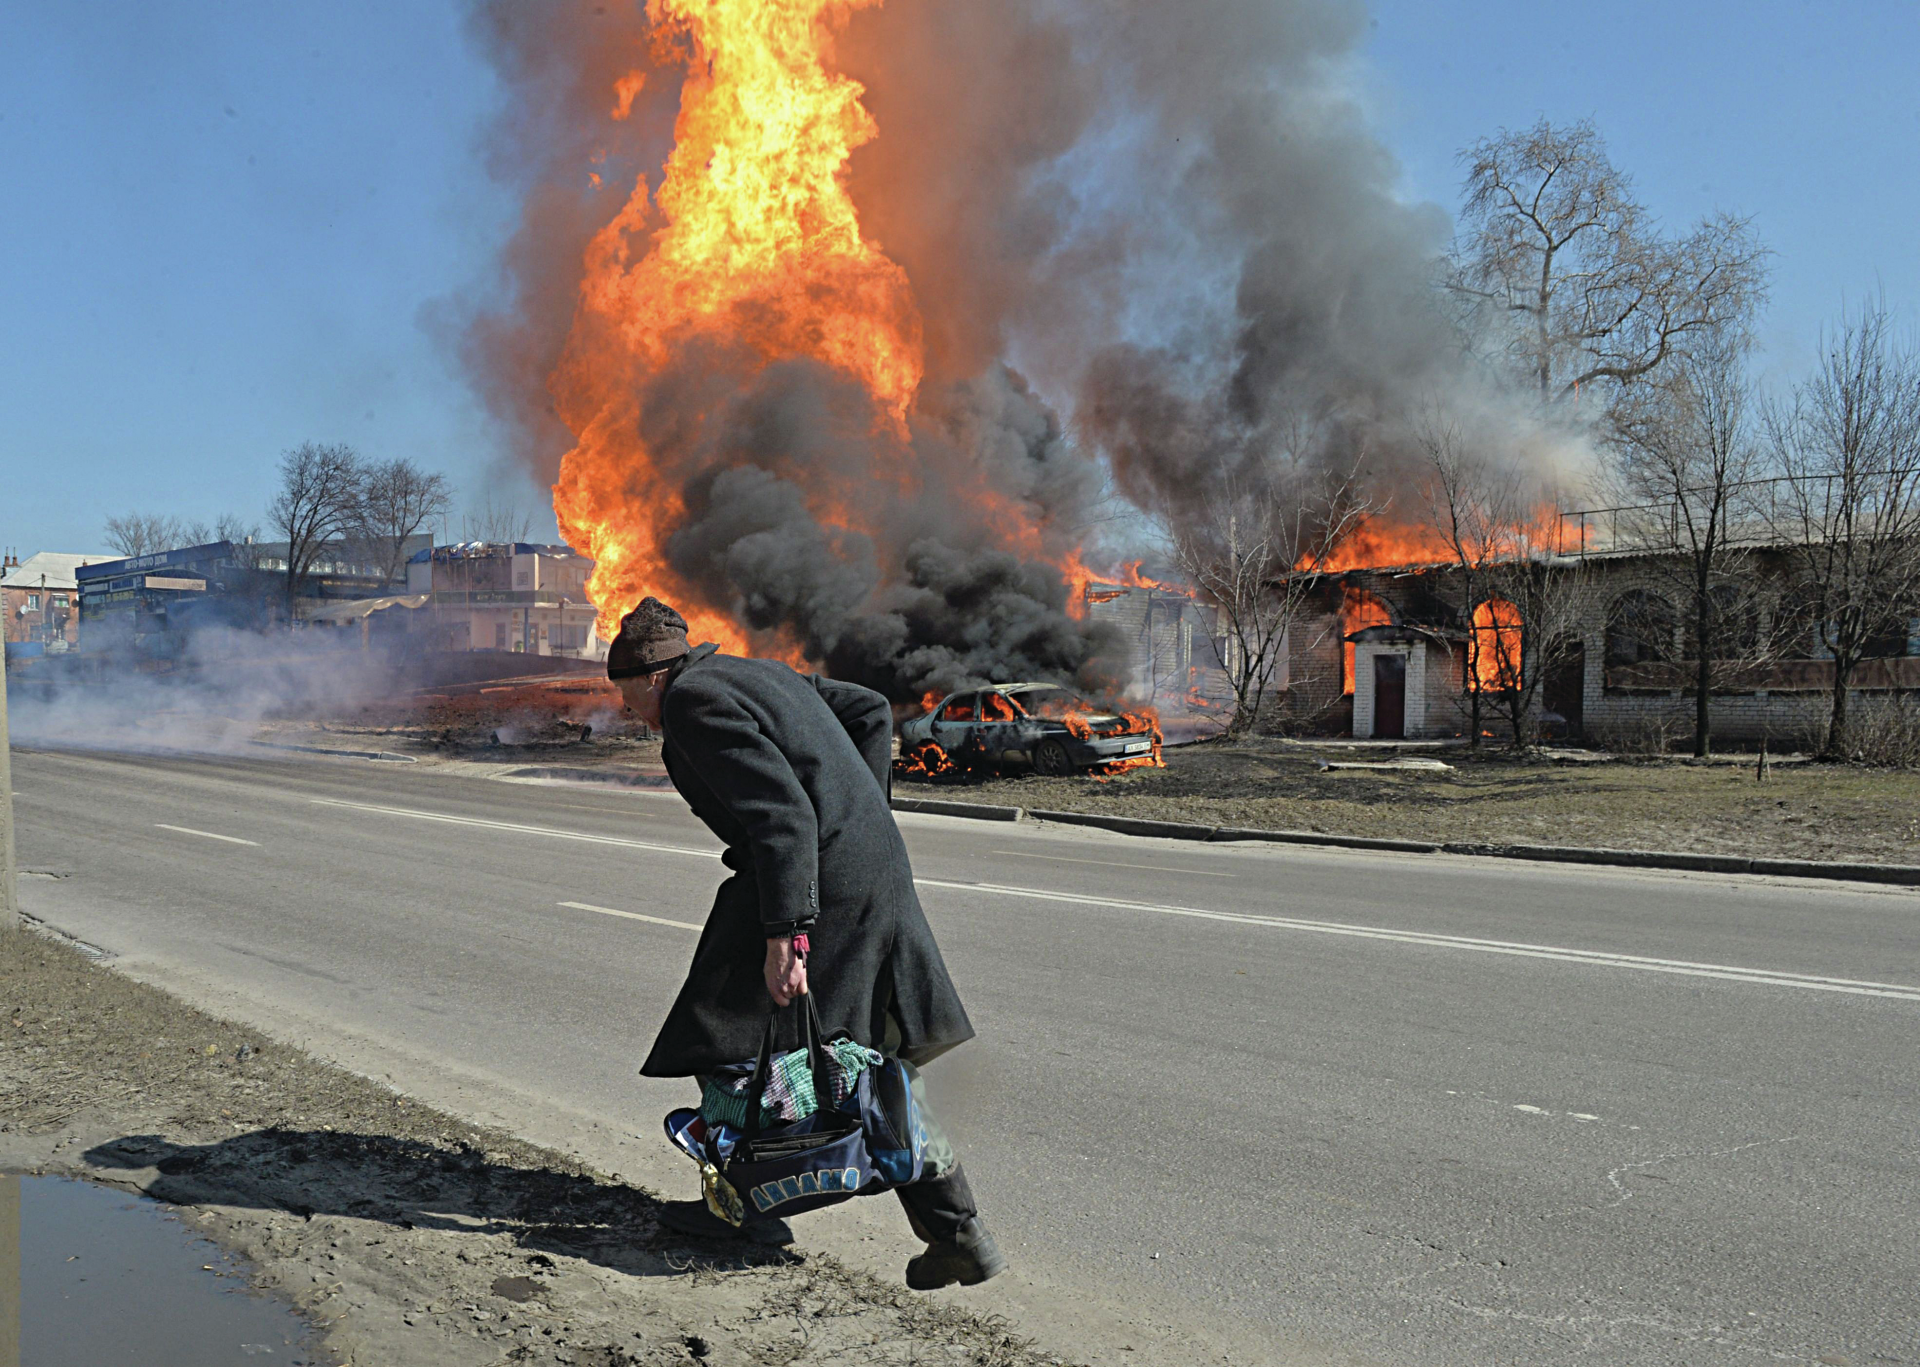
[[310, 798, 721, 860], [155, 823, 260, 847], [557, 901, 704, 932]]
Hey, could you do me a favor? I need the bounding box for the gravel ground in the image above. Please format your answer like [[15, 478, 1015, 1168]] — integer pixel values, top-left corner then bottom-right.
[[0, 926, 1068, 1367], [899, 737, 1920, 866]]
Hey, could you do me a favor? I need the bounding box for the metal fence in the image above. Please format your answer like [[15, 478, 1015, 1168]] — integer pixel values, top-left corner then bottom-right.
[[1555, 471, 1920, 559]]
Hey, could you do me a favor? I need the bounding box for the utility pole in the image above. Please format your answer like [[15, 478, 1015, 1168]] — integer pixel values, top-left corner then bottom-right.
[[0, 650, 16, 929]]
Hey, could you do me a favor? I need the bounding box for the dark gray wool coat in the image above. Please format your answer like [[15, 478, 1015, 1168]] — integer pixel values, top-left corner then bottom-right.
[[638, 644, 975, 1078]]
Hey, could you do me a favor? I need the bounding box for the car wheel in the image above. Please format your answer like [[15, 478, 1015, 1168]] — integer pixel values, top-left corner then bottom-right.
[[1032, 740, 1075, 777]]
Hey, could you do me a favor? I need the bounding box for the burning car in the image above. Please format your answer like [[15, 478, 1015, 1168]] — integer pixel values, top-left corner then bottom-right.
[[898, 683, 1161, 777]]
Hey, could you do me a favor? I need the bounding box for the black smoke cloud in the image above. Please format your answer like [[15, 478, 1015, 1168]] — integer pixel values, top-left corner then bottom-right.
[[594, 330, 1118, 699], [457, 0, 1567, 700], [836, 0, 1579, 521]]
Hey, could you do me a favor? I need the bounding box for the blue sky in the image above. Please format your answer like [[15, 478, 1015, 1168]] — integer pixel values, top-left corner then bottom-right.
[[1363, 0, 1920, 384], [4, 0, 1916, 559]]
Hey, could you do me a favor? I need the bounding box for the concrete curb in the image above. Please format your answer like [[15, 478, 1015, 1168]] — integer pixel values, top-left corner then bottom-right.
[[890, 795, 1920, 887], [503, 765, 674, 789], [891, 795, 1024, 822], [1215, 827, 1444, 855], [251, 741, 417, 763]]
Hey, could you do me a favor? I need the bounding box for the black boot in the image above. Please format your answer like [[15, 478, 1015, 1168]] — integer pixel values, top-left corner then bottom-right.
[[655, 1199, 793, 1247], [906, 1215, 1006, 1290], [897, 1167, 1007, 1290]]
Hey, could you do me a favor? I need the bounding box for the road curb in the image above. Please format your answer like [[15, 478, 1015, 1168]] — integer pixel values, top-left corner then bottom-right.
[[1026, 808, 1217, 841], [889, 795, 1920, 887], [251, 741, 417, 763], [1216, 827, 1444, 855], [504, 765, 675, 788], [891, 795, 1024, 822]]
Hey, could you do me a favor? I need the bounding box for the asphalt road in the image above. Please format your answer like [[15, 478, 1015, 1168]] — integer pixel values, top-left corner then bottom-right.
[[12, 745, 1920, 1366]]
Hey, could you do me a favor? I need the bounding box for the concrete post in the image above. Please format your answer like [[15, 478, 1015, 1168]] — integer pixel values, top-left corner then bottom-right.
[[0, 653, 16, 930]]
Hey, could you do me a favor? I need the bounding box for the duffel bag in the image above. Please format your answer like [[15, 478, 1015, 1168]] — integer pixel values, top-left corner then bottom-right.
[[666, 988, 885, 1226]]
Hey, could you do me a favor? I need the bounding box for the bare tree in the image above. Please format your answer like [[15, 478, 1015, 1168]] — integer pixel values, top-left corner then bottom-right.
[[1416, 424, 1587, 749], [1168, 464, 1372, 737], [1450, 119, 1767, 425], [352, 458, 452, 584], [460, 493, 537, 545], [1612, 337, 1783, 755], [102, 513, 185, 559], [109, 513, 265, 561], [212, 514, 266, 569], [1475, 552, 1590, 751], [1417, 423, 1527, 747], [268, 442, 365, 615], [1764, 301, 1920, 757]]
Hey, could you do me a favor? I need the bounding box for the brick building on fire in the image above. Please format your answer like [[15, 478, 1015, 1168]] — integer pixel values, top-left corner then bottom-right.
[[1268, 543, 1920, 745]]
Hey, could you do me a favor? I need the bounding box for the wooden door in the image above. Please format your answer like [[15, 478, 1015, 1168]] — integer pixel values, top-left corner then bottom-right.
[[1542, 642, 1585, 737], [1372, 653, 1406, 739]]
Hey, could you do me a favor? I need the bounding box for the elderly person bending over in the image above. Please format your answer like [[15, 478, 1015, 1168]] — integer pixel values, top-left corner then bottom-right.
[[609, 597, 1004, 1290]]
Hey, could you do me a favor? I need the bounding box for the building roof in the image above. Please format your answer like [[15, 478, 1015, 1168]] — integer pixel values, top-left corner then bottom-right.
[[2, 552, 112, 592], [410, 541, 586, 563]]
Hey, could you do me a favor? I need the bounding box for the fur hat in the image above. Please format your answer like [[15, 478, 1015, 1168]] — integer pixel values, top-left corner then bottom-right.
[[606, 597, 690, 679]]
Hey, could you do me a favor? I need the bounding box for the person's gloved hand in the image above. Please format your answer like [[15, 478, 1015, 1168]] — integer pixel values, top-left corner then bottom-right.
[[764, 934, 809, 1006]]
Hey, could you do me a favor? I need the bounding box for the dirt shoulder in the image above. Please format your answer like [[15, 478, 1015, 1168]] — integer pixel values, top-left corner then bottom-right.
[[900, 738, 1920, 866], [0, 926, 1067, 1367]]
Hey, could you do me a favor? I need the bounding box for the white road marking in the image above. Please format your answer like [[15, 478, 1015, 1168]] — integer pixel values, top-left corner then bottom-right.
[[310, 798, 721, 860], [915, 877, 1920, 1001], [558, 901, 703, 932], [989, 849, 1236, 878], [154, 823, 259, 847], [307, 796, 1919, 1002]]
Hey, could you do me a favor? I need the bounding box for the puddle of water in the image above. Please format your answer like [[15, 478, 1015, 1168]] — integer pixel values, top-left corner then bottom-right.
[[3, 1173, 320, 1366]]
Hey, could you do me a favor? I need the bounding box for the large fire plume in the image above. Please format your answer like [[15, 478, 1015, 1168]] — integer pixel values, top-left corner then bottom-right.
[[542, 0, 1114, 697], [552, 0, 919, 652]]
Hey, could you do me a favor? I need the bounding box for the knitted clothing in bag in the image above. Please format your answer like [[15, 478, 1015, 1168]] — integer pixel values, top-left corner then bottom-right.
[[699, 1039, 884, 1129]]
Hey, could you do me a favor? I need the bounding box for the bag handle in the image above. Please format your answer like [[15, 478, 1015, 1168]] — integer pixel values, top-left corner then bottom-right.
[[743, 939, 830, 1140]]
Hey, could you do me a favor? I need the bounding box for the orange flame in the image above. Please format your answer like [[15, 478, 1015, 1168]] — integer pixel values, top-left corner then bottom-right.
[[894, 740, 955, 779], [610, 71, 647, 121], [1309, 509, 1582, 576], [1470, 598, 1523, 691], [1339, 587, 1393, 693], [550, 0, 924, 648], [548, 0, 1094, 657], [1118, 560, 1191, 595], [1089, 705, 1165, 775], [980, 693, 1019, 722]]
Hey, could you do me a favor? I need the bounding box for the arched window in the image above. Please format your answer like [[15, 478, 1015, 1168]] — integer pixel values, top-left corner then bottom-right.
[[1689, 584, 1763, 659], [1770, 582, 1826, 659], [1470, 598, 1524, 691], [1605, 590, 1676, 667], [1340, 588, 1393, 694]]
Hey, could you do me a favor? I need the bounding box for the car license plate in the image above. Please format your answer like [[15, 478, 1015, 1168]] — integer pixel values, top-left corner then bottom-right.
[[1123, 741, 1151, 754]]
